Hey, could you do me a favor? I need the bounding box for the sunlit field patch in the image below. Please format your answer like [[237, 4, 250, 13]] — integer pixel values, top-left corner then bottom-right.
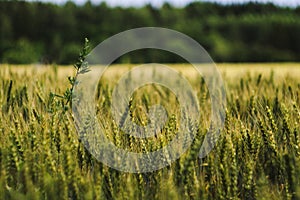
[[0, 63, 299, 199]]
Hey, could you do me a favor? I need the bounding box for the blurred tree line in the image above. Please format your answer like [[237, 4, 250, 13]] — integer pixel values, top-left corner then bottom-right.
[[0, 0, 300, 64]]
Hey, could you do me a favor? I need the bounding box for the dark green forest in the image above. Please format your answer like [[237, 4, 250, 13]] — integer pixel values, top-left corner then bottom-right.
[[1, 1, 300, 64]]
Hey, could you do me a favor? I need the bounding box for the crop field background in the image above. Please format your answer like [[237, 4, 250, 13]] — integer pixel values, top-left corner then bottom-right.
[[0, 63, 299, 199]]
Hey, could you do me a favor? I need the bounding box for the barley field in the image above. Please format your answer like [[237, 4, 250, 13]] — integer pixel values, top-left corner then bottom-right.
[[0, 63, 299, 199]]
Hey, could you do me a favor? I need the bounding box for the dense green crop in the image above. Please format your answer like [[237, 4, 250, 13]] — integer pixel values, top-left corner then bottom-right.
[[0, 64, 299, 199]]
